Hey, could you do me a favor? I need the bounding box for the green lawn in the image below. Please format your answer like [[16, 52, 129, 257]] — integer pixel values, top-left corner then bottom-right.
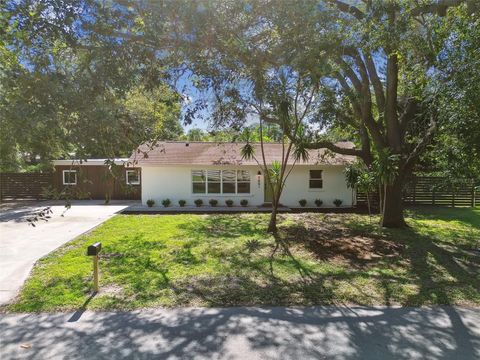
[[7, 207, 480, 312]]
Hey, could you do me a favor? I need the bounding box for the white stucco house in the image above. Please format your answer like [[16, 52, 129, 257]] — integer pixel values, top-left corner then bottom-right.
[[130, 141, 356, 208]]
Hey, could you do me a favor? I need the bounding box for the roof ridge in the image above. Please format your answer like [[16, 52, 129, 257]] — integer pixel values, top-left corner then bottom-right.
[[155, 140, 355, 145], [161, 140, 278, 144]]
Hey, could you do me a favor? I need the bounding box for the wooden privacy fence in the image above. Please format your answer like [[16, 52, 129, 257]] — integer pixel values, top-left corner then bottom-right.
[[357, 176, 480, 208], [404, 176, 479, 207], [0, 172, 53, 200]]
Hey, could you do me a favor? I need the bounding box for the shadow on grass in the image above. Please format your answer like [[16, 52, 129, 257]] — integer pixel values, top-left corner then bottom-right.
[[279, 216, 403, 268], [177, 214, 268, 239], [86, 213, 480, 308], [10, 212, 480, 313], [402, 227, 480, 305]]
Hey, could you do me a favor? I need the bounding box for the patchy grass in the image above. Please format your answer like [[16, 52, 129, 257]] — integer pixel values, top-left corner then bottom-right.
[[7, 207, 480, 312]]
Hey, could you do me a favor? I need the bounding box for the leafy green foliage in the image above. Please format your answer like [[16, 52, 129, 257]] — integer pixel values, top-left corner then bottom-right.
[[1, 0, 183, 171], [418, 8, 480, 178], [373, 150, 400, 188], [180, 124, 283, 143]]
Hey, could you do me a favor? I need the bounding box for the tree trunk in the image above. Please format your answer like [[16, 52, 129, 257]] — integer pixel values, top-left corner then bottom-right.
[[267, 206, 278, 233], [381, 175, 407, 228], [366, 190, 371, 216], [268, 185, 282, 233], [378, 184, 383, 215]]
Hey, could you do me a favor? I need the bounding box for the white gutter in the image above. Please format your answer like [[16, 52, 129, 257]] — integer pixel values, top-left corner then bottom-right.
[[52, 159, 130, 166]]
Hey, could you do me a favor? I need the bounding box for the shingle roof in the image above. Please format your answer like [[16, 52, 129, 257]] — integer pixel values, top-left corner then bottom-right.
[[129, 141, 356, 166]]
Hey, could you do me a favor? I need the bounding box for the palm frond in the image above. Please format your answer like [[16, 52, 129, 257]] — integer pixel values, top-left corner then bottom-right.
[[292, 142, 310, 163], [241, 143, 255, 160]]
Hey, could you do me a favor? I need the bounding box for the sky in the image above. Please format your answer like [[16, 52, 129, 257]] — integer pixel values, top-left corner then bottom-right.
[[173, 71, 212, 131]]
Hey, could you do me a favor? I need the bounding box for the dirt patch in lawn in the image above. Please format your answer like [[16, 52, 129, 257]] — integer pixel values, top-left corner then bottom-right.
[[98, 284, 125, 297], [281, 214, 404, 267]]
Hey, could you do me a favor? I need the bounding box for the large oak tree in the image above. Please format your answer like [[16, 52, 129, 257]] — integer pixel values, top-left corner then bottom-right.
[[267, 0, 479, 226]]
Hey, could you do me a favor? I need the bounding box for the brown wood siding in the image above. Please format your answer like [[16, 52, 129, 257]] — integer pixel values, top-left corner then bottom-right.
[[53, 165, 141, 200]]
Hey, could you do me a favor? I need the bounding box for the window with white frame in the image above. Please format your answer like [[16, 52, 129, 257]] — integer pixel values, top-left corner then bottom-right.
[[192, 169, 250, 194], [237, 170, 250, 193], [222, 170, 236, 194], [309, 170, 323, 189], [126, 169, 140, 185], [63, 170, 77, 185], [207, 170, 221, 194], [192, 170, 207, 193]]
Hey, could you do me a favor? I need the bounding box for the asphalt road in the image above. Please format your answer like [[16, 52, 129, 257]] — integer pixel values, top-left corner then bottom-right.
[[1, 306, 479, 359], [0, 200, 133, 304]]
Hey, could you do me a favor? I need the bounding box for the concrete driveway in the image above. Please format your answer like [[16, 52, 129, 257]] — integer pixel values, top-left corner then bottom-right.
[[0, 200, 134, 304], [0, 306, 479, 359]]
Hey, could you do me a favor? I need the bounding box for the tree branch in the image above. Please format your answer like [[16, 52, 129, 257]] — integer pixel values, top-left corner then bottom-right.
[[410, 0, 466, 16], [335, 74, 362, 120], [364, 52, 385, 114], [305, 140, 363, 158], [359, 124, 373, 166], [336, 58, 362, 94], [385, 9, 401, 152], [350, 51, 387, 141], [405, 114, 437, 168], [399, 98, 418, 137], [336, 68, 386, 149], [325, 0, 365, 19]]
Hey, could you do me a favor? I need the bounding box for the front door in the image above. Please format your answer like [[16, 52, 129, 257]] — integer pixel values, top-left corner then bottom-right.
[[264, 180, 273, 203]]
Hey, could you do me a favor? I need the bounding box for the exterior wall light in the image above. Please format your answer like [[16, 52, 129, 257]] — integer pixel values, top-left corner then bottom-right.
[[257, 170, 262, 187]]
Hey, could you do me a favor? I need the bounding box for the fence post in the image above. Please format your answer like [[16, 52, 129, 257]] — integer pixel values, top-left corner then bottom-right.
[[432, 187, 436, 205], [473, 185, 477, 208], [471, 184, 475, 207], [413, 178, 416, 205]]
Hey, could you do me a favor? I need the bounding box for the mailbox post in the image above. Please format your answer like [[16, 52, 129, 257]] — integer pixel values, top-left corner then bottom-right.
[[87, 242, 102, 292]]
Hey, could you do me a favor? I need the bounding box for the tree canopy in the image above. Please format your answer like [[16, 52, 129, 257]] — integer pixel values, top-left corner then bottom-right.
[[0, 0, 183, 171]]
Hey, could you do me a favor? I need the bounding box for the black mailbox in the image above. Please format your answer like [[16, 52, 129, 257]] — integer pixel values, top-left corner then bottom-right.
[[87, 242, 102, 256]]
